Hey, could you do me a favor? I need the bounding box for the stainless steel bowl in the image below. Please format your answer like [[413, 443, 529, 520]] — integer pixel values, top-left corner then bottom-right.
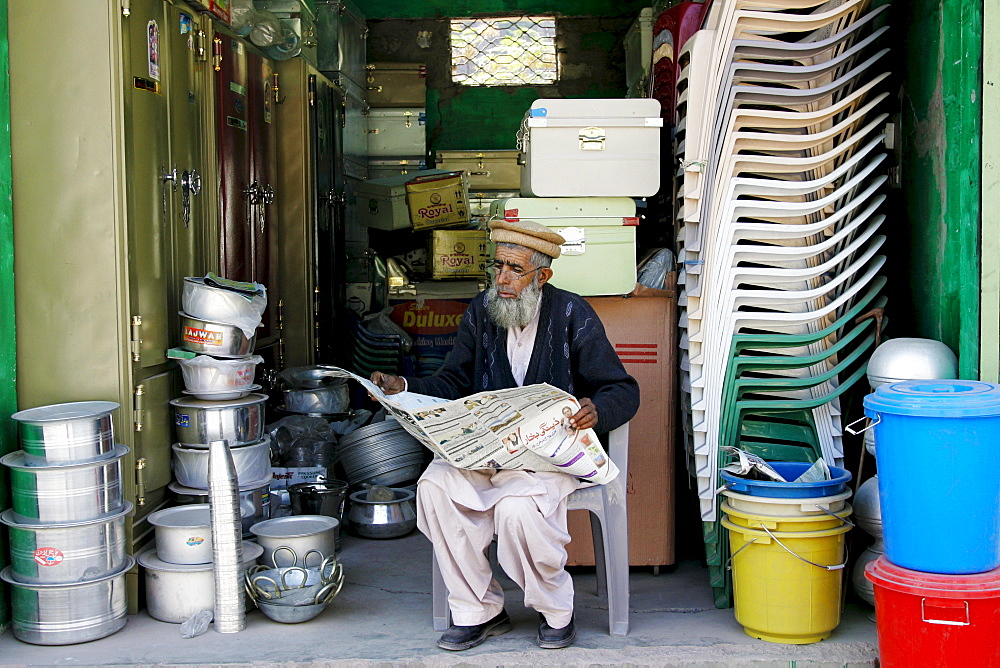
[[1, 446, 128, 524], [179, 311, 257, 358], [1, 557, 133, 645], [867, 337, 959, 388], [147, 504, 215, 565], [168, 477, 271, 537], [170, 393, 267, 448], [249, 515, 338, 568], [137, 542, 262, 623], [12, 401, 119, 467], [0, 503, 132, 585], [171, 437, 272, 490], [182, 277, 267, 328], [346, 488, 417, 539]]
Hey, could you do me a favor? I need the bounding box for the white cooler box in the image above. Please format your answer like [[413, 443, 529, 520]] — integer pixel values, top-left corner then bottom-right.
[[489, 197, 638, 296], [354, 169, 451, 230], [366, 108, 426, 157], [518, 98, 663, 197]]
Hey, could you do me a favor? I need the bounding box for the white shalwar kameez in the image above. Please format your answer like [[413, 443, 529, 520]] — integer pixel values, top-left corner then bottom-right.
[[416, 309, 581, 629]]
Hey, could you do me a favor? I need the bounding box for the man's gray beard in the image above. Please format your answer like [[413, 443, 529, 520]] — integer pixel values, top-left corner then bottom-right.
[[486, 277, 543, 329]]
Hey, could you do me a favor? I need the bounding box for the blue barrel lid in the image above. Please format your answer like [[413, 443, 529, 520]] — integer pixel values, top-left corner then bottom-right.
[[864, 380, 1000, 417]]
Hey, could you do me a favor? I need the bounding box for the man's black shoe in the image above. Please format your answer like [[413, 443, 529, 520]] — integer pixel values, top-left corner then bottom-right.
[[436, 609, 512, 651], [536, 613, 576, 649]]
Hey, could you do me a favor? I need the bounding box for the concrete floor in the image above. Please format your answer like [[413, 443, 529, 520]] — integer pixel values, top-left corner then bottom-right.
[[0, 530, 879, 667]]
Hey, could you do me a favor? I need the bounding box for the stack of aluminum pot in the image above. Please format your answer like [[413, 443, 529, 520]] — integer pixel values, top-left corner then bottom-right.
[[168, 276, 273, 534], [0, 401, 133, 645]]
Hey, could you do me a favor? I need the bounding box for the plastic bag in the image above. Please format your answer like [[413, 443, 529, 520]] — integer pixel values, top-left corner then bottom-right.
[[266, 415, 338, 468], [636, 248, 676, 291], [180, 609, 213, 638], [362, 307, 414, 353]]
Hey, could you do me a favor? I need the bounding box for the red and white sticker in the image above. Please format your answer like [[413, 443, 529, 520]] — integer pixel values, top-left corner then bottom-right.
[[34, 548, 64, 567]]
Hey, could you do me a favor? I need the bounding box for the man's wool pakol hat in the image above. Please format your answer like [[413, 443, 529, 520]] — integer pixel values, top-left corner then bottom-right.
[[488, 219, 565, 258]]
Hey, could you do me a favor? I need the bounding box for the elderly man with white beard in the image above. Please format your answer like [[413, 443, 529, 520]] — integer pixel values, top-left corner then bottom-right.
[[371, 219, 639, 652]]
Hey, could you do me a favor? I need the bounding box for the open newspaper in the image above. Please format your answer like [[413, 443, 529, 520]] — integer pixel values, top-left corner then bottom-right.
[[324, 367, 619, 485]]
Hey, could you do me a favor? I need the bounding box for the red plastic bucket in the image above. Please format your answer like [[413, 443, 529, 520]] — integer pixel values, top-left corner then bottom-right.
[[866, 556, 1000, 667]]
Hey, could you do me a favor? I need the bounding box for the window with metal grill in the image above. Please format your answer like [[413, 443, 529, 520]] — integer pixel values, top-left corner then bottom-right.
[[450, 16, 558, 86]]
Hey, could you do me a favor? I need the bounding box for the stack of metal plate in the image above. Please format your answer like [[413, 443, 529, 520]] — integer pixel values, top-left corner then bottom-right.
[[336, 420, 426, 486]]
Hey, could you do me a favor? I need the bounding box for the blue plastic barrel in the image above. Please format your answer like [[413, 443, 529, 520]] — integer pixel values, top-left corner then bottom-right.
[[865, 380, 1000, 574]]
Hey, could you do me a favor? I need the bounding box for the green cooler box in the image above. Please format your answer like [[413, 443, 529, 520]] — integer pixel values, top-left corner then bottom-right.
[[488, 197, 638, 296]]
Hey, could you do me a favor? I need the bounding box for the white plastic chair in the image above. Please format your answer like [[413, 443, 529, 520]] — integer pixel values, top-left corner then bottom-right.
[[431, 423, 631, 637]]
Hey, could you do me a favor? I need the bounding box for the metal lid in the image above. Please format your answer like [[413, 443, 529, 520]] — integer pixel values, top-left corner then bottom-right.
[[0, 444, 129, 471], [136, 542, 262, 573], [864, 380, 1000, 418], [169, 393, 269, 410], [0, 501, 134, 529], [12, 401, 119, 424], [249, 515, 338, 539]]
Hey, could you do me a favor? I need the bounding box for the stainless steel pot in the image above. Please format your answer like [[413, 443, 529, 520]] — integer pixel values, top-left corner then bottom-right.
[[168, 477, 271, 537], [12, 401, 119, 466], [249, 515, 338, 567], [147, 504, 215, 565], [137, 542, 262, 623], [289, 481, 349, 552], [181, 277, 266, 329], [0, 503, 132, 585], [866, 337, 959, 388], [1, 557, 133, 645], [179, 311, 257, 357], [170, 394, 267, 448], [1, 445, 128, 524], [346, 488, 417, 539], [282, 385, 350, 415], [171, 437, 272, 490]]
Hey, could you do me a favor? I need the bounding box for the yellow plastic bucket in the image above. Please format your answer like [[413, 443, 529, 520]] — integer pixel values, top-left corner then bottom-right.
[[722, 518, 851, 644], [722, 501, 853, 532]]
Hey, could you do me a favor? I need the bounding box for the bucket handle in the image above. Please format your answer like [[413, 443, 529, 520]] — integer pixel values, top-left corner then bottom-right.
[[922, 598, 970, 626], [845, 415, 880, 436], [811, 504, 855, 529], [760, 526, 847, 571], [724, 537, 757, 570]]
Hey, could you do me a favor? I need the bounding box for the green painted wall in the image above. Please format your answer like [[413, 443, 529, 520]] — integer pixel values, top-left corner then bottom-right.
[[0, 0, 14, 629], [896, 0, 982, 378], [361, 0, 649, 20], [368, 15, 635, 154]]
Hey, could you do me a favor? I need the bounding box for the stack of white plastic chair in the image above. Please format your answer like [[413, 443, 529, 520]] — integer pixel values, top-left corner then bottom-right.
[[671, 0, 891, 604]]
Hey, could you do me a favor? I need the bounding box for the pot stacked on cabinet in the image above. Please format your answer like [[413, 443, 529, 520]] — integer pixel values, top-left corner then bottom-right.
[[0, 402, 133, 645], [137, 504, 263, 624], [169, 274, 272, 536]]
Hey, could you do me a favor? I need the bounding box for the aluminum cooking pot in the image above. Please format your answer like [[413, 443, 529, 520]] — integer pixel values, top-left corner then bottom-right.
[[0, 503, 132, 585], [249, 515, 338, 567], [12, 401, 119, 466], [346, 488, 417, 539], [1, 557, 133, 645], [170, 393, 267, 448], [171, 437, 272, 490], [179, 311, 257, 358], [1, 445, 128, 524]]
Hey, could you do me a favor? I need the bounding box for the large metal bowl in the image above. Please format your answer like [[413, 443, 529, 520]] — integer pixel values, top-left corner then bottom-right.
[[179, 311, 257, 358], [867, 337, 959, 388], [1, 557, 133, 645], [182, 277, 266, 328], [346, 488, 417, 539], [1, 446, 128, 524], [170, 393, 267, 448], [12, 401, 119, 467], [1, 503, 132, 585], [171, 437, 272, 490]]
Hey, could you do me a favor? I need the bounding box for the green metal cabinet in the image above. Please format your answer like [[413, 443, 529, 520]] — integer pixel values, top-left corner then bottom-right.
[[7, 0, 217, 609]]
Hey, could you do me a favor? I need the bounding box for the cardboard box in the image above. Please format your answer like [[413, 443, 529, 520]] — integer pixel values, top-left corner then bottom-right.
[[567, 273, 677, 567], [406, 171, 470, 230], [389, 281, 482, 377], [428, 230, 493, 280]]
